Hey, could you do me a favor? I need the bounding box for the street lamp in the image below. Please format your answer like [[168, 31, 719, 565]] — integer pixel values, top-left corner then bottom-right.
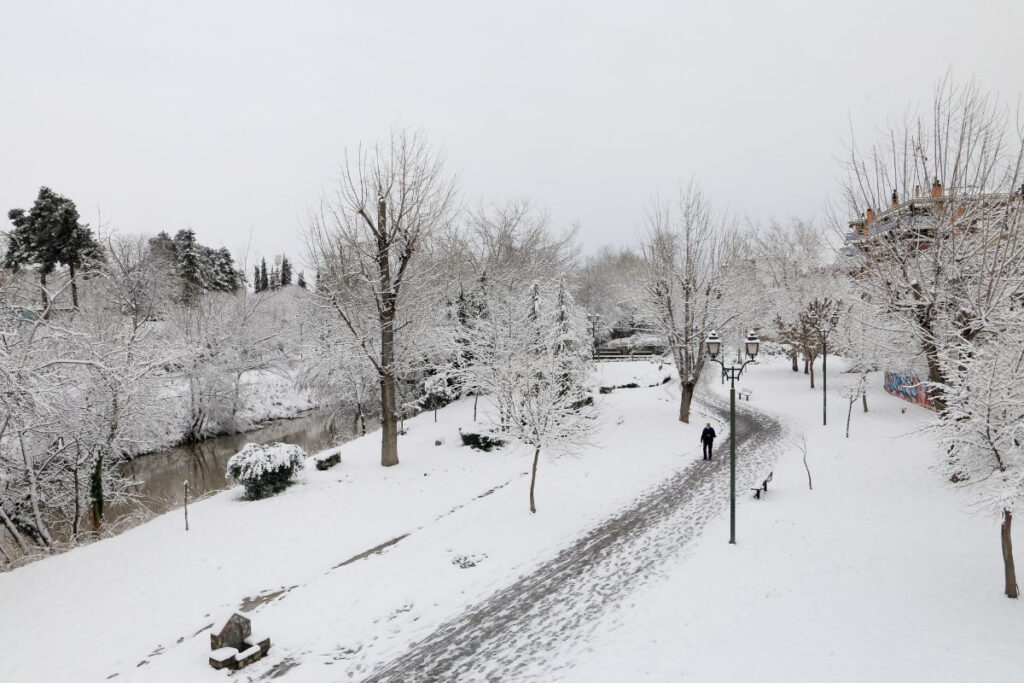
[[705, 329, 760, 545], [587, 313, 601, 359], [807, 312, 840, 426]]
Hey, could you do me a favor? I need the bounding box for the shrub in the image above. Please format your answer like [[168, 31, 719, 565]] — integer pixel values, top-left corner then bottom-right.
[[459, 430, 506, 452], [227, 442, 306, 500], [314, 452, 341, 471]]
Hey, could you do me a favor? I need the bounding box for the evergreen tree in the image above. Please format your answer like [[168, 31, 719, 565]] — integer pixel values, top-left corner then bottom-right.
[[253, 265, 261, 292], [280, 255, 293, 287], [208, 247, 240, 293], [259, 258, 269, 292], [297, 270, 306, 289], [5, 187, 101, 310], [149, 231, 176, 263], [173, 229, 204, 305], [270, 266, 280, 291]]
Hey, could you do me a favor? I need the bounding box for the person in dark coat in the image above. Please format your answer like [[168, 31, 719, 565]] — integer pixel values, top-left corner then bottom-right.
[[701, 423, 717, 460]]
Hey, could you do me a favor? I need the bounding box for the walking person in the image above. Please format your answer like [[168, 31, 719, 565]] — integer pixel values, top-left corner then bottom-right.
[[701, 423, 717, 460]]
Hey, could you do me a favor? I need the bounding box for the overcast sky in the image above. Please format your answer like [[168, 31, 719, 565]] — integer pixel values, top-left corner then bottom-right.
[[1, 0, 1021, 269]]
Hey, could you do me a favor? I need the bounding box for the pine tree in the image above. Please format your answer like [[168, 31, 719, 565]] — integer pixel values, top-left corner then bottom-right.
[[259, 258, 269, 292], [297, 270, 306, 289], [253, 265, 261, 292], [270, 266, 280, 291], [5, 187, 101, 310], [280, 255, 293, 287], [173, 229, 203, 305]]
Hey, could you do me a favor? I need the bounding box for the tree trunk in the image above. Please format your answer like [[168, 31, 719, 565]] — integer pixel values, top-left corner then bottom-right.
[[809, 363, 815, 389], [377, 197, 400, 467], [921, 329, 946, 411], [529, 447, 540, 513], [791, 352, 799, 372], [19, 434, 53, 548], [473, 394, 479, 422], [380, 373, 398, 467], [39, 271, 49, 314], [71, 460, 81, 542], [846, 399, 854, 438], [803, 357, 809, 374], [803, 447, 812, 490], [1002, 509, 1019, 599], [679, 381, 695, 423], [69, 261, 79, 309], [0, 506, 29, 553], [863, 392, 869, 412]]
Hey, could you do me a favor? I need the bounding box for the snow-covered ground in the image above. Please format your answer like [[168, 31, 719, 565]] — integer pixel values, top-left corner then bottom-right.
[[1, 359, 1022, 682]]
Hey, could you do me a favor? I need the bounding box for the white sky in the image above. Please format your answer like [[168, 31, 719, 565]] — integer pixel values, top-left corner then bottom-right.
[[1, 0, 1022, 269]]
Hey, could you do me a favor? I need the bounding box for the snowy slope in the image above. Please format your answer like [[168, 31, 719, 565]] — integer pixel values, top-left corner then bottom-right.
[[556, 360, 1024, 682], [0, 360, 681, 682], [2, 358, 1021, 682]]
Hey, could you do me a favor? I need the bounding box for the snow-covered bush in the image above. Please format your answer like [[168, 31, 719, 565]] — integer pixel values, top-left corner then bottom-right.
[[314, 452, 341, 471], [459, 430, 506, 452], [226, 443, 306, 500]]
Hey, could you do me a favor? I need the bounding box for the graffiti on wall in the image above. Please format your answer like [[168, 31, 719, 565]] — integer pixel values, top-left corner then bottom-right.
[[884, 370, 935, 410]]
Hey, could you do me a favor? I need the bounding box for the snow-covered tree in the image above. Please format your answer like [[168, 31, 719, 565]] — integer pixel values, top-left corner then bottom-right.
[[306, 128, 458, 467], [838, 77, 1024, 410], [640, 182, 746, 422], [933, 323, 1024, 598], [5, 187, 102, 311], [460, 279, 593, 512]]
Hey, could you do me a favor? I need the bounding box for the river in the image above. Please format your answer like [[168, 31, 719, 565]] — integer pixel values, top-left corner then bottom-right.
[[117, 409, 362, 518]]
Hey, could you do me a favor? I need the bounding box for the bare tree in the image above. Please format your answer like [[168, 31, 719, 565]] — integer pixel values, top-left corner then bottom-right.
[[640, 182, 742, 422], [838, 77, 1024, 410], [306, 129, 458, 467], [840, 375, 868, 438]]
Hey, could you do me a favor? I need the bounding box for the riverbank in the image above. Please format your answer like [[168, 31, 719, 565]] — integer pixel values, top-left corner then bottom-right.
[[0, 369, 322, 570]]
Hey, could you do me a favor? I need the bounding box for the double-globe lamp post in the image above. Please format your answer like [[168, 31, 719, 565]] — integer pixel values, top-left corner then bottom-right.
[[705, 329, 760, 545], [808, 312, 840, 426]]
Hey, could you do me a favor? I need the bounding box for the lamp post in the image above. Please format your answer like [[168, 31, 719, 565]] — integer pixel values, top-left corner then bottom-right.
[[705, 329, 760, 545], [808, 312, 840, 426], [587, 313, 601, 359]]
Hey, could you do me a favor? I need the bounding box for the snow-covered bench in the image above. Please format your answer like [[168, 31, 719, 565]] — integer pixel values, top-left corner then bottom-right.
[[739, 387, 752, 401], [751, 471, 773, 499]]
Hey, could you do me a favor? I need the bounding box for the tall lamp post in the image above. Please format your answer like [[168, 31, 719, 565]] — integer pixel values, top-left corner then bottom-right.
[[587, 313, 601, 359], [808, 312, 840, 426], [705, 329, 760, 545]]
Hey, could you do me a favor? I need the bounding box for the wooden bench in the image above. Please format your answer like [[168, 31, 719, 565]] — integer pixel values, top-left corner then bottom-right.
[[751, 471, 773, 499], [739, 387, 752, 401]]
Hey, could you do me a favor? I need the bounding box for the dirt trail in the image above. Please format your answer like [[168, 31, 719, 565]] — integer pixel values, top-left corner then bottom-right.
[[361, 394, 787, 682]]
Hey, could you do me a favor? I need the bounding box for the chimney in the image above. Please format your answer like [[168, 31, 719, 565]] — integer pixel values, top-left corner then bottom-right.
[[931, 178, 943, 198], [891, 190, 899, 207], [864, 207, 875, 236], [914, 185, 921, 198]]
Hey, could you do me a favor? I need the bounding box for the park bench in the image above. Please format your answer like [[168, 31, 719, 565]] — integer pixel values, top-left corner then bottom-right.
[[751, 471, 773, 499], [739, 387, 752, 401]]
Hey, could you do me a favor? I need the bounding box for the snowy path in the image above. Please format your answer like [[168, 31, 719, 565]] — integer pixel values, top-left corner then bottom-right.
[[359, 394, 787, 682]]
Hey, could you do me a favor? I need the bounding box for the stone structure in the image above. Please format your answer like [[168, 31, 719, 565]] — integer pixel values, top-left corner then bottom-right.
[[208, 613, 271, 671]]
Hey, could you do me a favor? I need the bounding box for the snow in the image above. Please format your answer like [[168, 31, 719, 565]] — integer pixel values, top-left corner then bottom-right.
[[1, 359, 1022, 681]]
